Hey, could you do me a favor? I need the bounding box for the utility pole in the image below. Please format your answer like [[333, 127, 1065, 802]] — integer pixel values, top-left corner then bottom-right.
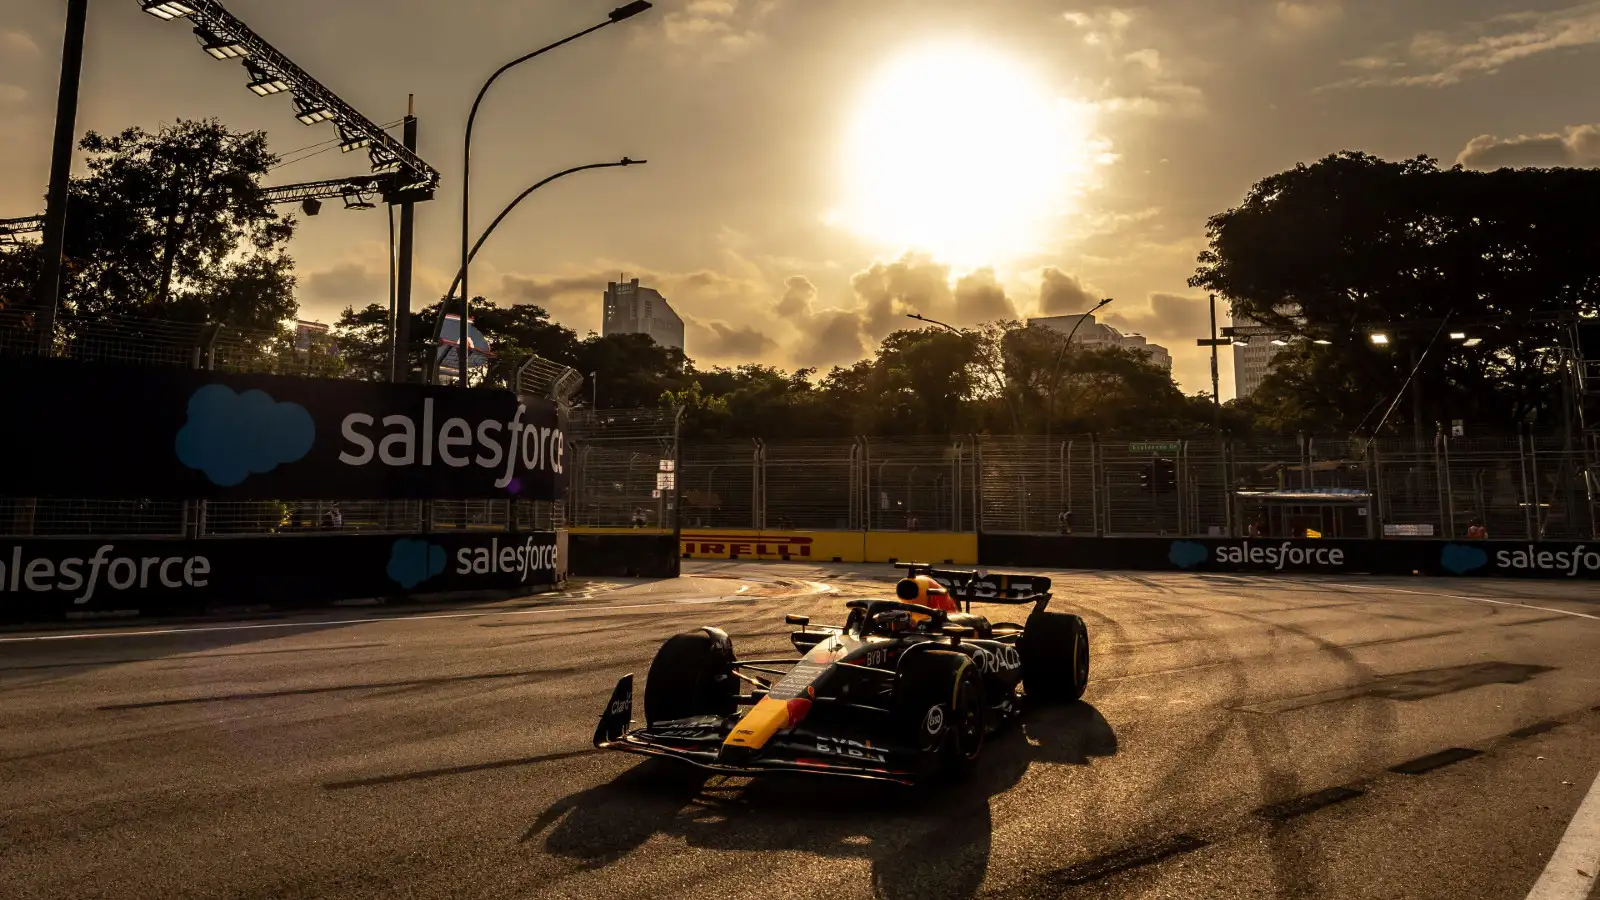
[[35, 0, 90, 353], [1197, 294, 1233, 536], [391, 95, 418, 383]]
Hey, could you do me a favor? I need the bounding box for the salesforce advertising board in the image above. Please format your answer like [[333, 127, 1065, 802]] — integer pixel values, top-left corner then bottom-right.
[[0, 532, 560, 622], [0, 356, 566, 500]]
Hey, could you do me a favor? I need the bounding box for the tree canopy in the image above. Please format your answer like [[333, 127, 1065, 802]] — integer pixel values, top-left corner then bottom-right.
[[0, 119, 297, 332], [1191, 151, 1600, 432]]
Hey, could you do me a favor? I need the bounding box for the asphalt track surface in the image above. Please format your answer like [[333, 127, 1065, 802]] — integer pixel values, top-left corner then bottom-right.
[[4, 562, 1600, 900]]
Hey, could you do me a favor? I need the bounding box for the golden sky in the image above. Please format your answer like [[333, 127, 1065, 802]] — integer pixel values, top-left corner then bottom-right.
[[5, 0, 1599, 397]]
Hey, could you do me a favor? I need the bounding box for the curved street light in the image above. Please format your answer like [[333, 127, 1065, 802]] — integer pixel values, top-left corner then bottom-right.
[[905, 313, 1021, 433], [441, 158, 646, 304], [429, 158, 647, 384], [457, 1, 653, 388], [1044, 298, 1113, 445]]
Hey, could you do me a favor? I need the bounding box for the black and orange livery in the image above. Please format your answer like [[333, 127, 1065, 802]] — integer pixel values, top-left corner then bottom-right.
[[593, 564, 1091, 784]]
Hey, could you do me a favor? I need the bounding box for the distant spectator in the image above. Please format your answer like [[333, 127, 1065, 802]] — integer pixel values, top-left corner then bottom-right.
[[321, 502, 342, 530], [1058, 510, 1073, 535], [1467, 519, 1487, 539], [906, 515, 921, 532], [1248, 517, 1265, 538], [631, 507, 647, 528]]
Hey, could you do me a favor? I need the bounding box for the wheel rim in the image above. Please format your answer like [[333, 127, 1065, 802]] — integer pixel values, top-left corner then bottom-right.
[[955, 676, 983, 759]]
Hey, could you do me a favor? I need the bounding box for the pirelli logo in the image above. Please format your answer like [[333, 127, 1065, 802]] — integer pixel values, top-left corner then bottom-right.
[[681, 535, 812, 558]]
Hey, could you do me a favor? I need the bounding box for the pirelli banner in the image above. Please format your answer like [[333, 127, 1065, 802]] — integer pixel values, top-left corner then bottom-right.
[[0, 356, 566, 500], [0, 531, 560, 623]]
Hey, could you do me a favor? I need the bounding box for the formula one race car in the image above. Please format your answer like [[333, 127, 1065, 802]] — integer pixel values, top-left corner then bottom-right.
[[592, 564, 1089, 784]]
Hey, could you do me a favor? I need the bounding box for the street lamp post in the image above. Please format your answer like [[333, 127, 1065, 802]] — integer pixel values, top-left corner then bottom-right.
[[430, 159, 646, 384], [35, 0, 90, 353], [457, 1, 653, 388], [905, 313, 1020, 434], [1044, 298, 1113, 447]]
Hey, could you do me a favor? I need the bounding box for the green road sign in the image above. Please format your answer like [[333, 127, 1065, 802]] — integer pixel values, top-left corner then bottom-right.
[[1129, 441, 1182, 453]]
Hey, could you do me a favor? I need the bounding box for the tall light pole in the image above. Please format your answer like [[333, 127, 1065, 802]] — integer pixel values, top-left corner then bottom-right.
[[35, 0, 90, 353], [429, 159, 646, 384], [1044, 298, 1113, 445], [457, 1, 653, 388]]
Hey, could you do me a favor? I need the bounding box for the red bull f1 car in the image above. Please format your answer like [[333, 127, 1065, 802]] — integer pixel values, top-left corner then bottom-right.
[[592, 564, 1089, 784]]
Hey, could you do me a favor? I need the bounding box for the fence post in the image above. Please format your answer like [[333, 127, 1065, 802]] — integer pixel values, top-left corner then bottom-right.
[[1220, 430, 1233, 537], [1530, 431, 1544, 539], [1065, 440, 1073, 530], [1090, 434, 1102, 537], [966, 435, 979, 534], [1441, 428, 1455, 539]]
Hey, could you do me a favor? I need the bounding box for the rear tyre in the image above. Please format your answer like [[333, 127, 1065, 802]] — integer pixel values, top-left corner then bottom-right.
[[1020, 611, 1089, 702], [644, 630, 738, 725], [894, 649, 985, 777]]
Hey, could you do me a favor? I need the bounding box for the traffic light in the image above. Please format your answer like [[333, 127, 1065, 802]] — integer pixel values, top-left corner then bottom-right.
[[1156, 458, 1178, 492], [1139, 464, 1153, 492]]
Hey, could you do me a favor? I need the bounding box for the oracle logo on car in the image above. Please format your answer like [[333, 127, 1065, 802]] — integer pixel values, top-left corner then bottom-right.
[[681, 534, 813, 558]]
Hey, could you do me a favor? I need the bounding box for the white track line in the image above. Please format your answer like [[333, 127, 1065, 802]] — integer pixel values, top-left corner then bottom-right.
[[1525, 765, 1600, 900], [0, 597, 742, 644], [1309, 581, 1600, 621]]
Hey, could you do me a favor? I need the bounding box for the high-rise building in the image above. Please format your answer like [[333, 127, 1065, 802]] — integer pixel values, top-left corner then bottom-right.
[[602, 278, 684, 352], [1028, 313, 1173, 371], [1231, 305, 1304, 400]]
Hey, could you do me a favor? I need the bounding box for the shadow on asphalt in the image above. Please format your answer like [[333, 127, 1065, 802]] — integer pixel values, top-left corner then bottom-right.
[[522, 701, 1118, 900]]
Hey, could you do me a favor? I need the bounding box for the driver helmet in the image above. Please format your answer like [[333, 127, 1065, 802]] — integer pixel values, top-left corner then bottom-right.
[[875, 609, 914, 635]]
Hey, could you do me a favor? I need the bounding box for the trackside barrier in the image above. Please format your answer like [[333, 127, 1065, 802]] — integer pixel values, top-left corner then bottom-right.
[[567, 532, 680, 579], [978, 534, 1600, 580], [625, 528, 980, 565], [0, 532, 561, 624]]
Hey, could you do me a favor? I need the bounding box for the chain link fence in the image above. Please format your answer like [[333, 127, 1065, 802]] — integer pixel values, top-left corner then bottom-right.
[[576, 429, 1593, 542]]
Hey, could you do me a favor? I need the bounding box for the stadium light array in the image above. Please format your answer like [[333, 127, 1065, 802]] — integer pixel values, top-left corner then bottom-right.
[[293, 96, 336, 125], [1369, 332, 1390, 345], [195, 26, 247, 58], [337, 125, 370, 153], [244, 62, 288, 95], [1463, 337, 1483, 348], [135, 0, 441, 204], [141, 1, 196, 20]]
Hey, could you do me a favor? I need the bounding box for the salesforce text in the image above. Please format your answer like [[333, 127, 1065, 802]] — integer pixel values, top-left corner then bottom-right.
[[1, 545, 209, 604], [338, 399, 564, 490], [1496, 545, 1600, 576], [455, 536, 559, 583], [1214, 542, 1346, 568]]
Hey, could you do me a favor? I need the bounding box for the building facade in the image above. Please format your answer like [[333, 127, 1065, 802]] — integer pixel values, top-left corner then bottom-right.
[[1029, 313, 1173, 371], [602, 278, 685, 352], [1231, 306, 1304, 400]]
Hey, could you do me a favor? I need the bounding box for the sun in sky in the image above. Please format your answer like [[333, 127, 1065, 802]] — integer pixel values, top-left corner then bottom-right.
[[834, 40, 1107, 269]]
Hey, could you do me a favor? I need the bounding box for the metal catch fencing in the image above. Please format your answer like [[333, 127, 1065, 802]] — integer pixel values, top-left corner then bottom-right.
[[637, 430, 1592, 541]]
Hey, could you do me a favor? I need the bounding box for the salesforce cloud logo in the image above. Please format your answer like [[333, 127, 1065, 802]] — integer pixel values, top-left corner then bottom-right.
[[388, 538, 447, 589], [1440, 543, 1489, 575], [1168, 540, 1209, 569], [175, 385, 315, 486]]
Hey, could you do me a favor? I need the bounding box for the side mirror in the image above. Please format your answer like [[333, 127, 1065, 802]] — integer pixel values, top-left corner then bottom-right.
[[845, 599, 870, 610], [943, 624, 975, 645], [785, 614, 810, 628]]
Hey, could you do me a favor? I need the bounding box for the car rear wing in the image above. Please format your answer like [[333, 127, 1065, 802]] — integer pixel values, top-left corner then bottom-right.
[[897, 563, 1051, 613]]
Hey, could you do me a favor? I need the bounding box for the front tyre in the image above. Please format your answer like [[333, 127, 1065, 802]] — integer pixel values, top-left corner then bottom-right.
[[1021, 611, 1090, 702], [644, 630, 738, 725], [895, 649, 985, 777]]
